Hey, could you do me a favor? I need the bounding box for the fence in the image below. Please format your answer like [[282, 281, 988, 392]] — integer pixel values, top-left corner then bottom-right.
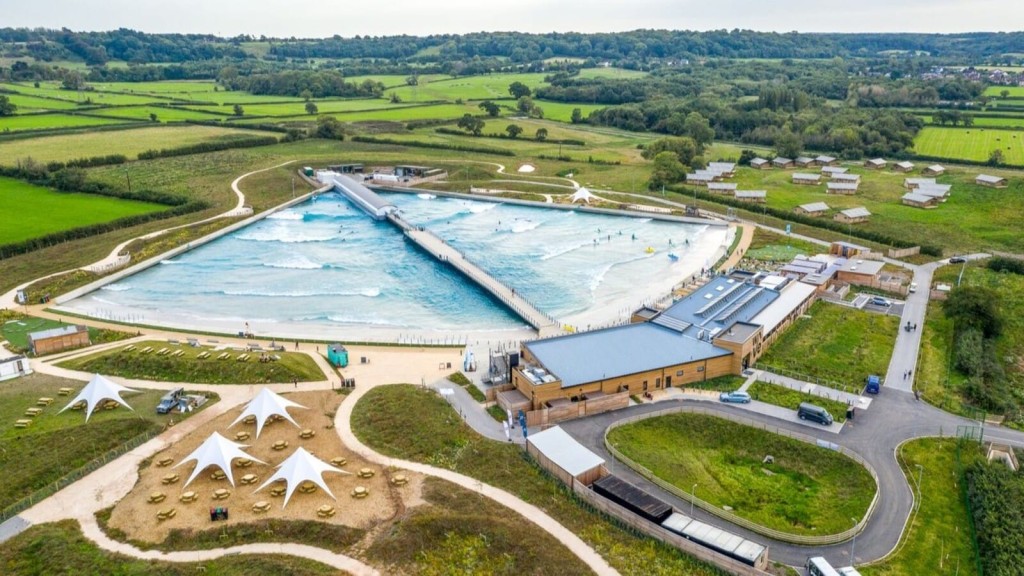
[[752, 362, 860, 395], [603, 405, 880, 545], [0, 429, 157, 524], [887, 246, 921, 259]]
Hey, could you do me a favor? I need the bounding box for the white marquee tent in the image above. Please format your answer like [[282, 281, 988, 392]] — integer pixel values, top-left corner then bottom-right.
[[255, 447, 350, 507], [229, 387, 307, 438], [570, 187, 595, 204], [175, 431, 264, 488], [58, 374, 138, 422]]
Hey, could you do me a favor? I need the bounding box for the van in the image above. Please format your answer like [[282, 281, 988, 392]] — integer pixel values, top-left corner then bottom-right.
[[865, 375, 881, 394], [156, 387, 185, 414], [798, 402, 834, 426]]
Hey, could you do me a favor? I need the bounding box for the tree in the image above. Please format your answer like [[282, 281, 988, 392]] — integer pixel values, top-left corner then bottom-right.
[[648, 151, 686, 190], [457, 114, 484, 136], [305, 101, 319, 115], [535, 128, 548, 141], [0, 95, 17, 116], [478, 100, 500, 117], [299, 89, 313, 101], [517, 96, 534, 114], [641, 137, 699, 166], [61, 72, 84, 91], [390, 92, 402, 103], [405, 75, 419, 86], [530, 105, 544, 119], [315, 115, 345, 140], [738, 149, 758, 166], [962, 114, 975, 127], [988, 148, 1005, 166], [505, 124, 523, 139], [944, 285, 1001, 338], [1000, 89, 1010, 99], [508, 81, 532, 99], [570, 108, 583, 124], [683, 112, 715, 151], [148, 113, 158, 122], [774, 130, 803, 159], [233, 104, 244, 116]]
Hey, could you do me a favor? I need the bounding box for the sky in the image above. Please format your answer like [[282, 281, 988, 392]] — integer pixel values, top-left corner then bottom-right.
[[5, 0, 1023, 37]]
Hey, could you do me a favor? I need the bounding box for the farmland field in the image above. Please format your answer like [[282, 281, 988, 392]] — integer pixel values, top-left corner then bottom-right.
[[385, 73, 551, 102], [87, 105, 227, 122], [984, 85, 1024, 97], [913, 126, 1024, 164], [0, 177, 167, 245], [0, 125, 271, 165], [87, 80, 220, 94], [577, 67, 650, 79], [5, 93, 83, 112], [2, 83, 167, 105], [0, 113, 132, 132], [532, 100, 607, 122], [206, 98, 416, 117], [245, 102, 482, 123], [919, 115, 1024, 129]]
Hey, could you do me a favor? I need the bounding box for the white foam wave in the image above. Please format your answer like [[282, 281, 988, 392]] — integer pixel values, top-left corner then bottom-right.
[[511, 220, 541, 233], [417, 193, 437, 200], [223, 287, 381, 298], [159, 259, 184, 265], [267, 211, 303, 220], [237, 230, 335, 243], [541, 241, 591, 261], [102, 284, 133, 292], [263, 255, 322, 270], [470, 203, 498, 214]]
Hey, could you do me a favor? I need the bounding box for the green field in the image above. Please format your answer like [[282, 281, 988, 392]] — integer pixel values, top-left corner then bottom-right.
[[87, 105, 226, 122], [208, 98, 416, 117], [745, 228, 822, 261], [607, 412, 875, 535], [1, 313, 131, 353], [6, 93, 83, 112], [58, 340, 326, 384], [247, 102, 482, 124], [920, 115, 1024, 129], [0, 113, 132, 132], [352, 384, 727, 575], [87, 80, 220, 94], [3, 82, 168, 105], [385, 73, 551, 102], [532, 100, 607, 122], [759, 300, 899, 385], [984, 85, 1024, 97], [577, 67, 650, 79], [0, 177, 166, 244], [0, 125, 270, 165], [860, 439, 978, 576], [913, 126, 1024, 164]]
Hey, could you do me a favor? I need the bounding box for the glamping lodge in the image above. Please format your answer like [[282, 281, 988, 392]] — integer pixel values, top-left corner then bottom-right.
[[865, 158, 887, 170], [794, 202, 830, 217], [976, 174, 1009, 188], [834, 207, 871, 224]]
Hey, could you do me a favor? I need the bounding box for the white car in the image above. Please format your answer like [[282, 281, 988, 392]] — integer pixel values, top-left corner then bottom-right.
[[909, 282, 918, 293]]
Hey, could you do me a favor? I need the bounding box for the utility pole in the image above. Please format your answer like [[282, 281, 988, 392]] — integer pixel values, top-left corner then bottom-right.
[[124, 168, 132, 193]]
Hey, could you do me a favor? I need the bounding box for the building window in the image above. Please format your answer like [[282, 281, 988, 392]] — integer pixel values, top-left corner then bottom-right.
[[676, 370, 683, 377], [697, 366, 705, 372]]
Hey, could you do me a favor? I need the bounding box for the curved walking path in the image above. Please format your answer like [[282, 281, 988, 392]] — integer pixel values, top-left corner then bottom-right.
[[334, 380, 618, 576]]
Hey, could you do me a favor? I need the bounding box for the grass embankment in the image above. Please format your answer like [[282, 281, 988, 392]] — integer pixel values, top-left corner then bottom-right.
[[58, 340, 325, 384], [681, 374, 748, 392], [1, 312, 132, 355], [744, 228, 822, 262], [746, 381, 851, 423], [448, 371, 486, 402], [352, 384, 728, 576], [0, 373, 208, 510], [860, 439, 978, 576], [759, 300, 898, 385], [0, 177, 167, 245], [607, 413, 875, 535], [0, 520, 338, 576]]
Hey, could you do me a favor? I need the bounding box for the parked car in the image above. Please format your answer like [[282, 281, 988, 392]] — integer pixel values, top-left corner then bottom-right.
[[798, 402, 834, 426], [719, 391, 751, 404], [865, 375, 881, 394], [908, 282, 918, 293], [156, 387, 185, 414], [949, 256, 967, 264], [869, 296, 890, 307]]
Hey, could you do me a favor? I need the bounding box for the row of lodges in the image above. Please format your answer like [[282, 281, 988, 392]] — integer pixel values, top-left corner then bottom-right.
[[750, 155, 837, 169], [685, 162, 737, 185], [794, 202, 872, 223]]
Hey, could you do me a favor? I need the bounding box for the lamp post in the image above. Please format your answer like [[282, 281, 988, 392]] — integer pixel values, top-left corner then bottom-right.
[[690, 483, 698, 517], [850, 517, 858, 564]]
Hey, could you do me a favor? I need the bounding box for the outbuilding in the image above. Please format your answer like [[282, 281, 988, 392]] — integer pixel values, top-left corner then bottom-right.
[[772, 157, 794, 169], [0, 356, 32, 381], [976, 174, 1008, 188], [526, 426, 605, 488], [750, 157, 770, 170], [836, 258, 885, 284], [815, 155, 838, 166], [904, 178, 936, 190], [327, 343, 349, 368], [707, 162, 736, 177], [794, 156, 815, 168], [902, 192, 940, 208], [795, 202, 830, 217], [834, 207, 871, 224], [916, 184, 952, 199], [893, 161, 915, 173], [922, 164, 946, 176], [826, 182, 859, 195], [27, 325, 90, 356], [792, 173, 821, 185], [707, 182, 738, 194], [831, 172, 860, 184], [735, 190, 767, 203], [865, 158, 887, 170], [821, 166, 849, 177]]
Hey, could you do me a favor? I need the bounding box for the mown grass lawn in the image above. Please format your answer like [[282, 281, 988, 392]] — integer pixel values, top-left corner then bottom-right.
[[0, 373, 213, 510], [913, 126, 1024, 164], [0, 520, 338, 576], [607, 413, 875, 535], [58, 340, 325, 384], [0, 112, 131, 132], [1, 312, 131, 354], [352, 384, 728, 576], [859, 439, 979, 576], [759, 300, 899, 385], [745, 228, 822, 262], [0, 177, 167, 245], [746, 381, 851, 423]]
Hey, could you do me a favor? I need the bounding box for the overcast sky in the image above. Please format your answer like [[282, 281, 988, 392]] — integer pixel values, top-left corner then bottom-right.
[[6, 0, 1024, 37]]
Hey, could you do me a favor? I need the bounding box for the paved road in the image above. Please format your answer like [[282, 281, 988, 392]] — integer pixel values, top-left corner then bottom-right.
[[561, 386, 1024, 568]]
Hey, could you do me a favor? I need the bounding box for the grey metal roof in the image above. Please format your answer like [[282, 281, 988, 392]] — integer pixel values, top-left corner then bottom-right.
[[816, 155, 837, 163], [867, 158, 887, 165], [798, 202, 830, 212], [735, 190, 767, 198], [827, 182, 859, 191], [895, 161, 915, 169], [915, 185, 951, 198], [902, 192, 936, 204], [839, 207, 871, 218], [977, 174, 1007, 184], [658, 276, 781, 338], [28, 325, 85, 341], [831, 173, 860, 182], [793, 173, 821, 180], [821, 166, 849, 174], [524, 323, 732, 388], [708, 162, 735, 171], [707, 182, 737, 191], [795, 156, 815, 164], [772, 157, 793, 164], [334, 174, 395, 213], [527, 426, 605, 476], [750, 157, 768, 164]]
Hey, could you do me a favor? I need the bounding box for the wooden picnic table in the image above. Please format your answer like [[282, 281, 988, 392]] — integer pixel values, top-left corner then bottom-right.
[[351, 486, 369, 499], [213, 488, 230, 500]]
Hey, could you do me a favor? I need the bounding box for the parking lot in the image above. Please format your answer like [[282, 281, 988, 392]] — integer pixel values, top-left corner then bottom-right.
[[854, 294, 905, 317]]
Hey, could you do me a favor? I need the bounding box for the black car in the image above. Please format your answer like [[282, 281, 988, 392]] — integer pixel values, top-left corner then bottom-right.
[[949, 256, 967, 264]]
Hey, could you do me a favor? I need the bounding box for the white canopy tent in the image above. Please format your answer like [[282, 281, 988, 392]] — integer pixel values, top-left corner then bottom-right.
[[254, 447, 350, 507], [229, 387, 307, 438], [570, 187, 595, 204], [58, 374, 138, 422], [175, 431, 264, 488]]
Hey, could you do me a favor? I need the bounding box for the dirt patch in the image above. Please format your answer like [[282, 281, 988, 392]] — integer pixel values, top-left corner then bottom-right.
[[108, 390, 425, 543]]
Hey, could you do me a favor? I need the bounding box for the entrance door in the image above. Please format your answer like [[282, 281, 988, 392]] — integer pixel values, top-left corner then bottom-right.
[[666, 376, 672, 388]]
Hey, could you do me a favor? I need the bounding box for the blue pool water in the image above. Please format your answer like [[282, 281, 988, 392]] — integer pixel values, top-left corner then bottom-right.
[[61, 192, 728, 339]]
